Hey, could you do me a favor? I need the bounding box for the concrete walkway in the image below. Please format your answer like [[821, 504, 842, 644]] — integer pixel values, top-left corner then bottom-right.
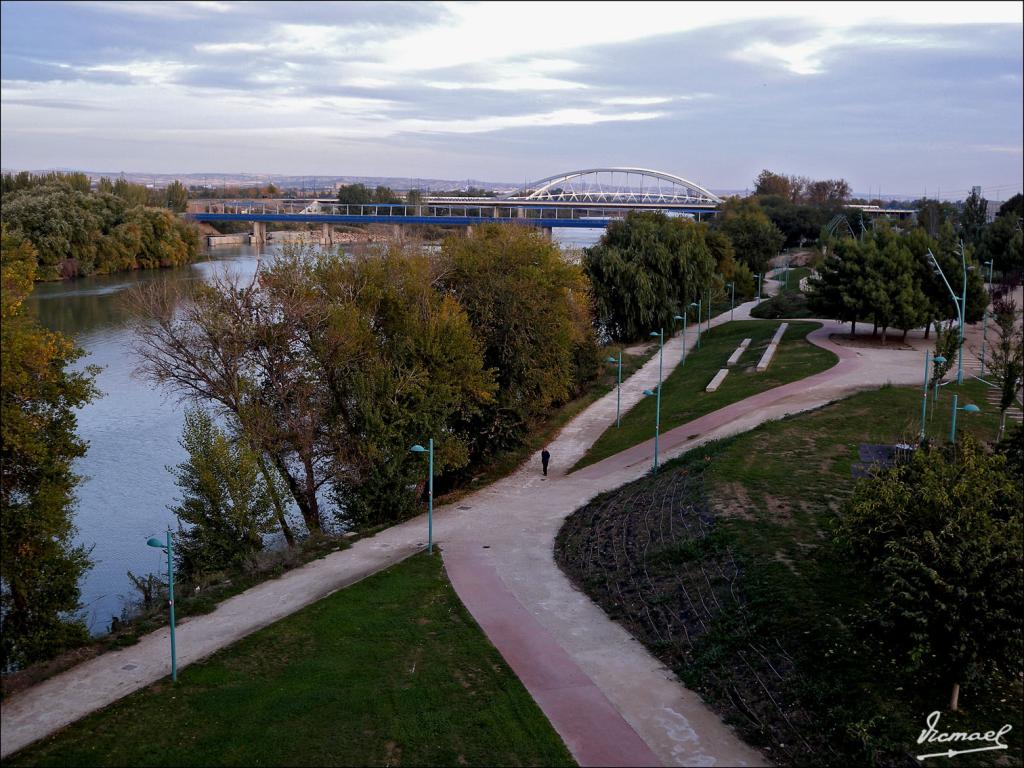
[[0, 293, 943, 765]]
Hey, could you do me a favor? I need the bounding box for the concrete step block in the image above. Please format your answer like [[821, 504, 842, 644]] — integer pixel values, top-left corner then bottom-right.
[[706, 368, 730, 392], [726, 338, 752, 367]]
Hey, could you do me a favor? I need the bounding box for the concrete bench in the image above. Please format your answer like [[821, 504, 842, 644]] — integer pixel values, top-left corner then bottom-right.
[[706, 368, 729, 392], [726, 338, 752, 367], [756, 324, 788, 372]]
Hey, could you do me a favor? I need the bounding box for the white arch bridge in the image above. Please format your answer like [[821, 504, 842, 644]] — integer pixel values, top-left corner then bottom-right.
[[189, 167, 722, 242]]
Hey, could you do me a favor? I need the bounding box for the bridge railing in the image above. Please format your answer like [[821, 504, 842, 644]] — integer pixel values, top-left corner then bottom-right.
[[191, 200, 717, 222]]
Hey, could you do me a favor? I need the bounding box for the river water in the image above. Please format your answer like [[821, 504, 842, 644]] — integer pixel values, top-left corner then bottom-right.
[[26, 228, 603, 633]]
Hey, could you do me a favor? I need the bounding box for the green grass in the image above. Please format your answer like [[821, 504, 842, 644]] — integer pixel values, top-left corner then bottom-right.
[[778, 266, 811, 290], [571, 320, 837, 470], [10, 553, 575, 768]]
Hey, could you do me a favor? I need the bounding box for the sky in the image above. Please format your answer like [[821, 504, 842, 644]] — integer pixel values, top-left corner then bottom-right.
[[1, 0, 1022, 198]]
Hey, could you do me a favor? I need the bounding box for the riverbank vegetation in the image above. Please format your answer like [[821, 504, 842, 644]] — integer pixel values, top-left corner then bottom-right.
[[8, 553, 575, 767], [557, 384, 1022, 766], [0, 172, 200, 280], [0, 226, 98, 671]]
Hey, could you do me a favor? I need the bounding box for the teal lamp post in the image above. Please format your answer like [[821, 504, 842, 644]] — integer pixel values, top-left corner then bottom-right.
[[980, 258, 994, 377], [606, 354, 622, 428], [643, 328, 664, 473], [727, 281, 735, 321], [673, 314, 687, 366], [927, 246, 968, 385], [755, 273, 763, 302], [949, 396, 980, 443], [920, 352, 946, 440], [146, 530, 176, 682], [706, 286, 712, 336], [691, 301, 702, 350], [410, 439, 433, 553]]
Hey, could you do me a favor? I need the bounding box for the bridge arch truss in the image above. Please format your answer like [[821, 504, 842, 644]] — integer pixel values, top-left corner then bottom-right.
[[510, 167, 722, 205]]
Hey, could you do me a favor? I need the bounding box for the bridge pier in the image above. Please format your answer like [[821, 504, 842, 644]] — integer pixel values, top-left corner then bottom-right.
[[540, 226, 553, 240], [465, 225, 474, 238], [391, 224, 401, 241], [251, 221, 267, 245], [321, 222, 333, 245]]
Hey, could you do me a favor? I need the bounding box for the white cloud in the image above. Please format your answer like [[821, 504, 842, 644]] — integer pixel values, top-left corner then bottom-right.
[[76, 1, 233, 20], [427, 77, 585, 92]]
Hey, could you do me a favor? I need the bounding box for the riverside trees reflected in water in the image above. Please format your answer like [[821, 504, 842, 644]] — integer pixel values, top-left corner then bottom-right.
[[26, 229, 604, 633]]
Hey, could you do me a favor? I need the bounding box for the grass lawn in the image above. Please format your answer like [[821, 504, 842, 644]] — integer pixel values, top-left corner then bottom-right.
[[558, 378, 1019, 766], [778, 266, 811, 290], [10, 553, 575, 768], [571, 320, 837, 470]]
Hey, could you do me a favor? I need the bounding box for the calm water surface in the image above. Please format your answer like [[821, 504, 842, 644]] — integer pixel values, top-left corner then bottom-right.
[[27, 228, 603, 632]]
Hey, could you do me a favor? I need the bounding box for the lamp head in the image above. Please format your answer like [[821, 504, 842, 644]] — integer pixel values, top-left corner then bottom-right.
[[410, 444, 427, 453], [649, 330, 660, 337], [606, 356, 618, 363], [690, 302, 699, 308], [962, 404, 981, 413], [147, 537, 166, 549], [642, 389, 655, 396], [933, 355, 947, 364], [673, 315, 684, 320]]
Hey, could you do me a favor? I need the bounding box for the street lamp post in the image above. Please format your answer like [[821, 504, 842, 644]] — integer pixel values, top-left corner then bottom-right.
[[980, 258, 994, 378], [727, 281, 735, 321], [755, 273, 762, 303], [949, 395, 980, 444], [921, 352, 946, 440], [146, 530, 176, 682], [673, 314, 686, 366], [692, 301, 702, 350], [706, 286, 712, 337], [643, 328, 664, 473], [410, 439, 433, 553], [927, 246, 968, 385], [606, 353, 622, 427]]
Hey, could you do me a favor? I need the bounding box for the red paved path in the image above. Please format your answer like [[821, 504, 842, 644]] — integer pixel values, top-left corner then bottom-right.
[[445, 543, 661, 767]]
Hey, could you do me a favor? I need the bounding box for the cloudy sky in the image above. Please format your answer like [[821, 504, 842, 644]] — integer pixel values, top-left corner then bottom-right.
[[2, 1, 1022, 197]]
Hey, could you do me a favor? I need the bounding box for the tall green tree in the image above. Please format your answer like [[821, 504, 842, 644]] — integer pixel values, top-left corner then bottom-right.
[[1, 226, 97, 669], [960, 189, 989, 247], [164, 180, 189, 213], [714, 198, 785, 274], [988, 298, 1024, 440], [838, 437, 1023, 711], [169, 409, 281, 581], [441, 224, 597, 452], [807, 237, 871, 336], [584, 211, 715, 341]]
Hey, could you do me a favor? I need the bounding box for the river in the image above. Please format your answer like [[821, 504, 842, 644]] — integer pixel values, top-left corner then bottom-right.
[[26, 228, 603, 633]]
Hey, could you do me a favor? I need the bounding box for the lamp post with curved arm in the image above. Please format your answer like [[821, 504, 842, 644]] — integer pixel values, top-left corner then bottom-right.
[[410, 440, 433, 553]]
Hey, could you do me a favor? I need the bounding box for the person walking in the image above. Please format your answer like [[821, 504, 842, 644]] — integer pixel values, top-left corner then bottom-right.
[[541, 448, 551, 477]]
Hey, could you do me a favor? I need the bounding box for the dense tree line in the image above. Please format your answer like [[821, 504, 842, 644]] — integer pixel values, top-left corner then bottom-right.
[[1, 226, 98, 669], [134, 225, 598, 547], [1, 173, 200, 280], [808, 222, 987, 342], [336, 183, 401, 205]]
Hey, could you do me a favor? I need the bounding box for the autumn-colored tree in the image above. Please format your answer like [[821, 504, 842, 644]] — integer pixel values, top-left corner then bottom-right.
[[0, 226, 97, 669]]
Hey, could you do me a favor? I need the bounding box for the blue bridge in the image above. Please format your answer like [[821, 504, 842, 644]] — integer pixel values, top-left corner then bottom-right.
[[187, 167, 724, 243]]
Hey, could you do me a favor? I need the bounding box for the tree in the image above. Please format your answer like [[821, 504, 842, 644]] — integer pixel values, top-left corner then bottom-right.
[[838, 437, 1023, 711], [165, 180, 188, 213], [932, 320, 960, 386], [714, 198, 785, 274], [0, 226, 97, 669], [977, 214, 1024, 274], [807, 237, 871, 336], [960, 189, 988, 247], [441, 224, 597, 454], [997, 193, 1023, 220], [133, 243, 497, 532], [584, 211, 715, 341], [754, 170, 792, 199], [336, 183, 373, 205], [988, 298, 1023, 440], [169, 409, 280, 581]]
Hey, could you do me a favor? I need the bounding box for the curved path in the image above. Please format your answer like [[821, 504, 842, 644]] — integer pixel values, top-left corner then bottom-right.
[[1, 293, 932, 765]]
